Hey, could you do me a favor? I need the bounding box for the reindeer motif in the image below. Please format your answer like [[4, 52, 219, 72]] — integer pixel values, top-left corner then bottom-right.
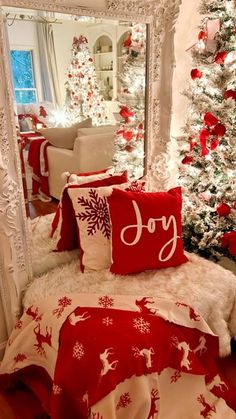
[[197, 394, 216, 418], [33, 324, 52, 356], [206, 374, 228, 392], [193, 336, 207, 355], [176, 302, 200, 321], [135, 297, 157, 315], [99, 348, 118, 376], [132, 346, 155, 368], [147, 388, 159, 419], [26, 305, 42, 322], [69, 311, 91, 326], [172, 336, 192, 370]]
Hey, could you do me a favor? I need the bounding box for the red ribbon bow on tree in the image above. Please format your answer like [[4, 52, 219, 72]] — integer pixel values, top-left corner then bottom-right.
[[199, 112, 226, 156]]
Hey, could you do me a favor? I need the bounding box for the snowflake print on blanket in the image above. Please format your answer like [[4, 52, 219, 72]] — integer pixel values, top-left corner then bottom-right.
[[52, 384, 62, 395], [170, 370, 182, 383], [52, 296, 72, 318], [14, 353, 27, 364], [76, 189, 111, 238], [133, 317, 150, 334], [73, 342, 85, 360], [98, 295, 114, 308], [102, 316, 113, 326], [116, 392, 132, 410], [14, 320, 23, 330]]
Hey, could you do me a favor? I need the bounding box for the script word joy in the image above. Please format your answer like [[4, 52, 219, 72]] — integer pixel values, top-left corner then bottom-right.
[[120, 200, 180, 262]]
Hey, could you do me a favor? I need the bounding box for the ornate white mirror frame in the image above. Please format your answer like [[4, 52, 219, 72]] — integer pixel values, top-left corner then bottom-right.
[[0, 0, 181, 347]]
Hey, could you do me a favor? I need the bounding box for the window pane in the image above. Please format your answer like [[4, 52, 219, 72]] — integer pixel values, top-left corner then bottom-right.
[[10, 50, 35, 89], [15, 90, 36, 104]]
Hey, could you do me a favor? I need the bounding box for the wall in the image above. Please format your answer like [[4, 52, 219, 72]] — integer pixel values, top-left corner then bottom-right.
[[171, 0, 201, 138]]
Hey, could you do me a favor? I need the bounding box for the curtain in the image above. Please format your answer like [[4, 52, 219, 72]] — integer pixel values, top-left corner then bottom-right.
[[36, 13, 61, 106]]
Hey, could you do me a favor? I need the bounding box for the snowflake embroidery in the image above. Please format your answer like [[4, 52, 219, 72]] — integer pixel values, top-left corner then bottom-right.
[[102, 316, 113, 326], [133, 317, 150, 334], [14, 353, 27, 363], [170, 370, 182, 383], [98, 295, 114, 308], [52, 296, 72, 318], [52, 384, 62, 395], [14, 320, 23, 329], [76, 189, 111, 238], [73, 342, 85, 360], [116, 392, 132, 410]]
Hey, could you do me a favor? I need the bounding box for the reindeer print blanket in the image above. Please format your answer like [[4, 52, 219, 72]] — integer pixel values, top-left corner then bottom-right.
[[0, 293, 236, 418]]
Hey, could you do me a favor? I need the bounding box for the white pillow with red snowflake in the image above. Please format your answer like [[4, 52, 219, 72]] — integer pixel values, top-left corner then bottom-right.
[[67, 184, 126, 271]]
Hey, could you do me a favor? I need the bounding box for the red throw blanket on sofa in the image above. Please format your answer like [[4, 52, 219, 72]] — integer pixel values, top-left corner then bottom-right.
[[28, 137, 51, 201]]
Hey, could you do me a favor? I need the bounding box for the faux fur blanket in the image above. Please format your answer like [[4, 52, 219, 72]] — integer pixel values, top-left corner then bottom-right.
[[23, 250, 236, 357], [29, 213, 79, 277]]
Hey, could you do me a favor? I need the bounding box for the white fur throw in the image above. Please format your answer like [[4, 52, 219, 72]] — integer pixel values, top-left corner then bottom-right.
[[29, 213, 79, 277], [23, 251, 236, 357]]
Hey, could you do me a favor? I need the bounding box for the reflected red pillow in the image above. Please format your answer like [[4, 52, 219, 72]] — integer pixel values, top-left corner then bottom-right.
[[107, 187, 188, 275], [51, 171, 128, 251]]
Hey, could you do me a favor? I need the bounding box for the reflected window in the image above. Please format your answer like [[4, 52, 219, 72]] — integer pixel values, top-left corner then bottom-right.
[[10, 50, 37, 103]]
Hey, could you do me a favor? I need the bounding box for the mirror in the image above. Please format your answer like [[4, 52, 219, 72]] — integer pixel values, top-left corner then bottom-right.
[[0, 0, 179, 334], [2, 5, 147, 277]]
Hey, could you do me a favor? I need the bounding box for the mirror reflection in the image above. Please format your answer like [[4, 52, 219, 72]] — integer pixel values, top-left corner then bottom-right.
[[3, 7, 147, 276]]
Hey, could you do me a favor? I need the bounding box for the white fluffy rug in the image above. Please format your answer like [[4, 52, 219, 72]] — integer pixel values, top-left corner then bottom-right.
[[29, 213, 79, 277], [23, 250, 236, 357]]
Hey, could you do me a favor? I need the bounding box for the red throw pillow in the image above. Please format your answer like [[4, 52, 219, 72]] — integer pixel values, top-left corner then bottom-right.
[[52, 172, 129, 251], [107, 187, 188, 274]]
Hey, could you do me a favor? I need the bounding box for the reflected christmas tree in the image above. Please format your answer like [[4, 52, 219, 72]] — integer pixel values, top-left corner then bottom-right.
[[179, 0, 236, 261], [64, 35, 107, 125], [113, 23, 146, 179]]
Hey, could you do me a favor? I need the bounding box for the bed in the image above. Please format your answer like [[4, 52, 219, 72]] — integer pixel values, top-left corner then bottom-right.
[[1, 174, 236, 418]]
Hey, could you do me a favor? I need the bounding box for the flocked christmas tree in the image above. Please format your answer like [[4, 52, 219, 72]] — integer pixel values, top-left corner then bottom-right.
[[113, 23, 146, 179], [64, 35, 107, 125], [179, 0, 236, 261]]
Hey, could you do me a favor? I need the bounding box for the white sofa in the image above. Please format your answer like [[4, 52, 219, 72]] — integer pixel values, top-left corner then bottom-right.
[[46, 126, 116, 199]]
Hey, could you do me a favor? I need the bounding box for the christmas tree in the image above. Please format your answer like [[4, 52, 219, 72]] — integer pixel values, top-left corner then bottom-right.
[[179, 0, 236, 261], [64, 35, 107, 125], [113, 23, 146, 179]]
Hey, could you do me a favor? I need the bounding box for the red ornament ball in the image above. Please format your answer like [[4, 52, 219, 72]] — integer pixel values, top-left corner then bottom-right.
[[215, 51, 228, 64], [191, 68, 203, 80], [216, 203, 231, 217]]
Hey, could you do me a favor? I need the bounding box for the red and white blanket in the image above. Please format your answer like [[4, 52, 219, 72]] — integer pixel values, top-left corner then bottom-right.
[[0, 294, 236, 418], [28, 136, 51, 201]]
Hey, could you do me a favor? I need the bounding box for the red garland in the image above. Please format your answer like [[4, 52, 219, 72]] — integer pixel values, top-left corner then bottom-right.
[[221, 231, 236, 256], [191, 68, 203, 80], [216, 203, 231, 217]]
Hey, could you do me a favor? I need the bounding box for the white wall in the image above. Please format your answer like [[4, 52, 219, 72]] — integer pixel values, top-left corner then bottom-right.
[[171, 0, 201, 138]]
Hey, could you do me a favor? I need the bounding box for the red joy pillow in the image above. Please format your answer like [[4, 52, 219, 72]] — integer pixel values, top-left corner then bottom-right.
[[51, 172, 128, 251], [107, 187, 188, 274]]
